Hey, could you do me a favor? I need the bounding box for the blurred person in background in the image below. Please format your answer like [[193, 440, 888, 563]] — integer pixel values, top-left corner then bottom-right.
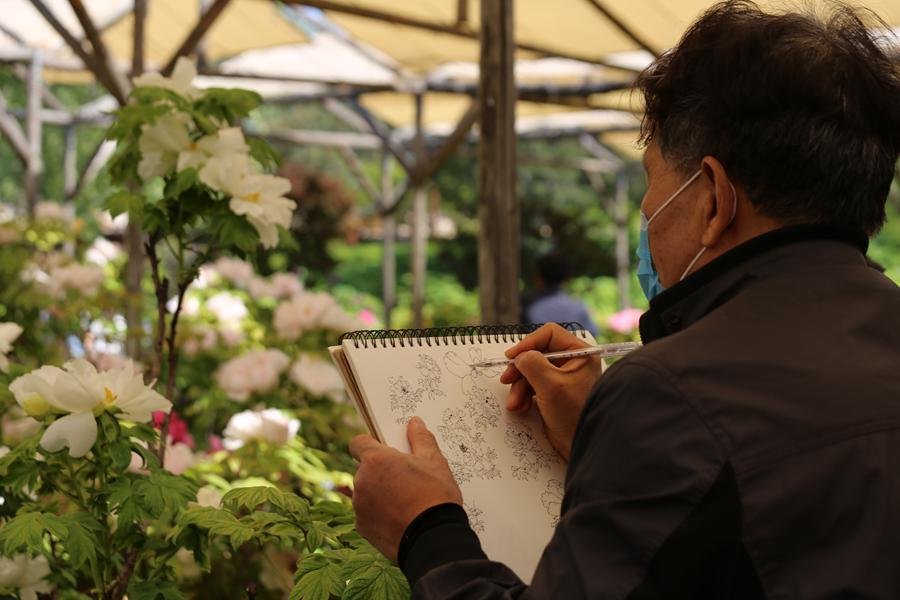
[[521, 251, 599, 336], [349, 1, 900, 598]]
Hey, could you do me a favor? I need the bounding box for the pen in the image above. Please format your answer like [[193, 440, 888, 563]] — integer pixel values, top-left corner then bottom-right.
[[469, 341, 643, 369]]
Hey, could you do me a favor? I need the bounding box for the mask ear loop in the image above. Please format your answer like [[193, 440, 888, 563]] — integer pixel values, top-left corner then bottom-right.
[[679, 181, 739, 280], [646, 170, 703, 226]]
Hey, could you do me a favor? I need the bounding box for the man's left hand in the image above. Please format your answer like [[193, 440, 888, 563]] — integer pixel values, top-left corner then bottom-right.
[[349, 416, 463, 562]]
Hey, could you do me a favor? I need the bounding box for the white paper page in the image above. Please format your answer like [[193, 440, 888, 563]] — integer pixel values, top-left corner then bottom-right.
[[342, 332, 594, 582]]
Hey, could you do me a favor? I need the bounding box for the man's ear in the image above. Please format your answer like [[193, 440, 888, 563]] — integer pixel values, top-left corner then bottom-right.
[[699, 155, 738, 248]]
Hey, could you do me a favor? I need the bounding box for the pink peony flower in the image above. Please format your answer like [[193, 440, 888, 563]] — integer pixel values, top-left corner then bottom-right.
[[607, 308, 644, 335], [215, 349, 290, 402], [358, 309, 378, 327]]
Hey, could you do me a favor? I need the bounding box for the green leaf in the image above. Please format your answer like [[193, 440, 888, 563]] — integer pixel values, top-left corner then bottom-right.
[[216, 213, 259, 254], [142, 176, 166, 205], [165, 167, 199, 200], [105, 190, 142, 217], [128, 580, 185, 600], [177, 507, 256, 551], [53, 513, 103, 570], [270, 492, 309, 519], [194, 88, 262, 124], [342, 562, 409, 600], [305, 520, 329, 552], [109, 476, 149, 524], [247, 137, 281, 172], [0, 511, 68, 554], [290, 555, 343, 600], [135, 470, 198, 515], [220, 486, 280, 513], [108, 438, 134, 472]]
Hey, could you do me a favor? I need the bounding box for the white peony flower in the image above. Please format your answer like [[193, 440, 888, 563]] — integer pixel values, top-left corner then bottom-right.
[[176, 127, 249, 173], [209, 257, 255, 287], [273, 292, 338, 341], [0, 554, 51, 600], [46, 263, 105, 298], [194, 485, 223, 508], [9, 360, 171, 458], [0, 322, 23, 373], [206, 291, 248, 323], [218, 326, 245, 348], [289, 354, 345, 401], [222, 408, 299, 449], [199, 154, 295, 248], [138, 112, 192, 180], [133, 56, 200, 99], [214, 349, 289, 402], [248, 273, 303, 300], [85, 238, 123, 267]]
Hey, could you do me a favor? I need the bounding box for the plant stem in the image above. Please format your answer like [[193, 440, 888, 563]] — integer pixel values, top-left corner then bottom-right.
[[146, 237, 168, 386]]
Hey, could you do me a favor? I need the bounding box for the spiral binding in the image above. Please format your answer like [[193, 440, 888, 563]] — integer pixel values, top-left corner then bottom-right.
[[339, 322, 587, 349]]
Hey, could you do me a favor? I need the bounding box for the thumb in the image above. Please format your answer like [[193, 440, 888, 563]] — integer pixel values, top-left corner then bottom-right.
[[407, 416, 441, 458]]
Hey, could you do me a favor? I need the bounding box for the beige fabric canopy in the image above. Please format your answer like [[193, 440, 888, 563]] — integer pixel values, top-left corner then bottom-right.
[[319, 0, 900, 69]]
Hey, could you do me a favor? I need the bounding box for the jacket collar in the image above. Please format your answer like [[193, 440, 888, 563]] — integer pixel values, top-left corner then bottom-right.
[[639, 225, 869, 343]]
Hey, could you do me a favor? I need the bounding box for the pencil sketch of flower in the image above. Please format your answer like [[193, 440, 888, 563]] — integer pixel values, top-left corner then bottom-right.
[[388, 375, 423, 424], [437, 408, 501, 485], [464, 503, 486, 534], [505, 421, 560, 481], [464, 385, 501, 431], [444, 348, 504, 395], [416, 354, 444, 402], [541, 479, 564, 528]]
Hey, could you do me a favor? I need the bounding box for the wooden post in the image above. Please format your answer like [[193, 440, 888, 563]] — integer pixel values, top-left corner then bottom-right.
[[24, 50, 43, 219], [410, 94, 428, 328], [478, 0, 519, 325], [125, 0, 148, 361], [63, 125, 77, 200], [381, 150, 397, 328], [613, 171, 631, 309]]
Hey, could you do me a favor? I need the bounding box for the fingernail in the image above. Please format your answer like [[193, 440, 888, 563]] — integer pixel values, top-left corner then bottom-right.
[[410, 416, 423, 427]]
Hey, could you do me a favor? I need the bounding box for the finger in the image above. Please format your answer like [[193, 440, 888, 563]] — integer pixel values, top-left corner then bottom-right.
[[514, 350, 561, 383], [505, 323, 589, 359], [349, 434, 382, 461], [506, 377, 534, 412], [499, 364, 522, 384], [407, 416, 441, 458]]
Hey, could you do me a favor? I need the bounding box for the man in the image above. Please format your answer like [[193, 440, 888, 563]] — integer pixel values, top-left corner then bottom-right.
[[522, 251, 600, 336], [350, 1, 900, 597]]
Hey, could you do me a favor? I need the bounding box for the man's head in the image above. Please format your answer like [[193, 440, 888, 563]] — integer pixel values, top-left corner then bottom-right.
[[536, 252, 569, 288], [635, 0, 900, 288]]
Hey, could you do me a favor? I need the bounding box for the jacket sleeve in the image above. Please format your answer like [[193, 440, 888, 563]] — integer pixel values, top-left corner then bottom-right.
[[403, 357, 727, 600]]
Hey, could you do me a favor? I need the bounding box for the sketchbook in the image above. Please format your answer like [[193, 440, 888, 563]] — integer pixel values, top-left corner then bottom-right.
[[329, 323, 595, 582]]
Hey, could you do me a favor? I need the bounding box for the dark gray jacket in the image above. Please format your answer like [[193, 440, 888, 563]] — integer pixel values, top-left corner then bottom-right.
[[398, 226, 900, 599]]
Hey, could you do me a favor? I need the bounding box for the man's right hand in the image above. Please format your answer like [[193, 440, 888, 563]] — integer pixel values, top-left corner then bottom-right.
[[500, 323, 605, 461]]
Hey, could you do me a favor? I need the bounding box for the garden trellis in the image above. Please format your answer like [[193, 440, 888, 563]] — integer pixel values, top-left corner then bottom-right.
[[0, 0, 897, 324]]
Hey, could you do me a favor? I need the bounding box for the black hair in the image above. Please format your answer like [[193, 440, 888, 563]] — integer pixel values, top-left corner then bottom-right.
[[636, 0, 900, 235], [537, 252, 569, 286]]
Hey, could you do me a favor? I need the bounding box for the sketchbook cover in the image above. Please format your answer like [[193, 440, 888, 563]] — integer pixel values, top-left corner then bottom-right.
[[330, 329, 595, 582]]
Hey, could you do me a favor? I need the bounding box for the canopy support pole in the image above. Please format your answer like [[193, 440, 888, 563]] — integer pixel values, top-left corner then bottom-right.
[[29, 0, 126, 104], [63, 125, 78, 200], [0, 92, 29, 163], [68, 0, 128, 102], [125, 0, 148, 362], [478, 0, 519, 324], [24, 50, 43, 219], [381, 150, 397, 328], [411, 94, 428, 328], [162, 0, 232, 76]]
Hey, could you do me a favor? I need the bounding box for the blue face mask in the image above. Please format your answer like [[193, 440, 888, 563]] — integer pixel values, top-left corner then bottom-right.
[[636, 171, 703, 301], [636, 170, 738, 302]]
